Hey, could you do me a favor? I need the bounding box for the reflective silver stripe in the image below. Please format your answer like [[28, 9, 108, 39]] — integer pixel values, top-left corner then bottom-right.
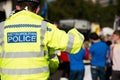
[[66, 33, 74, 52], [41, 21, 47, 56], [3, 52, 44, 58], [1, 66, 49, 75], [0, 21, 4, 58], [78, 33, 84, 41], [41, 21, 47, 42], [0, 53, 2, 58], [0, 43, 4, 58]]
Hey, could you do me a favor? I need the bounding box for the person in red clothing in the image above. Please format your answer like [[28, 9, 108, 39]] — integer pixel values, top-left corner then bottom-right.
[[83, 41, 90, 60], [60, 52, 70, 62], [59, 51, 70, 79]]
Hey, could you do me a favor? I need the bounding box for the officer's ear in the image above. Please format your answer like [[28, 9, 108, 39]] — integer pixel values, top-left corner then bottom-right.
[[16, 5, 21, 10], [35, 7, 40, 14]]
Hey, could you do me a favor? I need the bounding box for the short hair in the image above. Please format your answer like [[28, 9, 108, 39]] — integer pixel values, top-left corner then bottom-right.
[[89, 32, 99, 40], [113, 30, 120, 36], [17, 1, 39, 11]]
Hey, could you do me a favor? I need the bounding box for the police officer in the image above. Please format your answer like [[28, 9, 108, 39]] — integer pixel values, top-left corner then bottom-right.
[[1, 0, 84, 80]]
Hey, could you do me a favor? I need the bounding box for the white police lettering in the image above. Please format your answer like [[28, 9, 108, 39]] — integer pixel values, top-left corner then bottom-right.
[[7, 32, 37, 43]]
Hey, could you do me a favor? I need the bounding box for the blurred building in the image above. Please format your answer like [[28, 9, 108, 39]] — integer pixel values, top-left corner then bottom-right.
[[85, 0, 117, 6], [0, 0, 17, 22], [98, 0, 117, 6], [59, 19, 91, 40]]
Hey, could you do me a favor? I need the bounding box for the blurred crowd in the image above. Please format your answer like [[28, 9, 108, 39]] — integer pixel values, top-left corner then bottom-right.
[[50, 30, 120, 80]]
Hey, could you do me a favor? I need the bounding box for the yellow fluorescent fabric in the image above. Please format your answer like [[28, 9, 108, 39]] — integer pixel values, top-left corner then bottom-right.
[[0, 46, 2, 53], [45, 25, 68, 51], [68, 28, 84, 53], [3, 10, 50, 80], [4, 28, 40, 52], [49, 58, 59, 73], [5, 11, 43, 25], [5, 10, 84, 54], [1, 72, 49, 80], [45, 26, 84, 53], [2, 10, 84, 80], [1, 57, 49, 69]]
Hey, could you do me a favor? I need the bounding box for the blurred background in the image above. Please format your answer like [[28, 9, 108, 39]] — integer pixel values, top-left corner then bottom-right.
[[0, 0, 120, 40], [0, 0, 119, 80]]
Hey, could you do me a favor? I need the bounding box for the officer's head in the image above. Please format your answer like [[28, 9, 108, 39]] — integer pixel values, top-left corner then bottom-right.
[[16, 0, 40, 13]]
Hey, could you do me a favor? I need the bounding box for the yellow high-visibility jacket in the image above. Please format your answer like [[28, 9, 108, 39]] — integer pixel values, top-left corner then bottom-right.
[[1, 10, 84, 80]]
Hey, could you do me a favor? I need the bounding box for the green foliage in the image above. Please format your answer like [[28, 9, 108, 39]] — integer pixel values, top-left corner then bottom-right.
[[46, 0, 118, 27]]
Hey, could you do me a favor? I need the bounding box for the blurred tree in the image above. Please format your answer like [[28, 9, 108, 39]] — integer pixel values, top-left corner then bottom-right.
[[116, 0, 120, 16], [48, 0, 87, 22], [45, 0, 118, 27]]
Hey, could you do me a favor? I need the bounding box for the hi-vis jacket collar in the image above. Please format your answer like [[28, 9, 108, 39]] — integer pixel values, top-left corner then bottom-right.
[[8, 10, 43, 21]]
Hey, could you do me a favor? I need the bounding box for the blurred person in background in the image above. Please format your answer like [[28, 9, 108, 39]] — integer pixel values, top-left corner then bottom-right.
[[102, 35, 112, 80], [59, 51, 70, 80], [89, 32, 109, 80], [83, 41, 90, 60], [69, 48, 85, 80], [110, 30, 120, 80]]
